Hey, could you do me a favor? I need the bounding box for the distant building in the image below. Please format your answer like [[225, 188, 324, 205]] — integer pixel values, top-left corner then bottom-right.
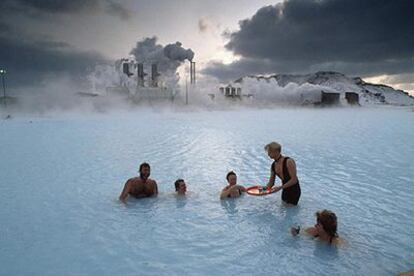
[[219, 84, 242, 98], [116, 59, 194, 102], [122, 62, 133, 77], [320, 91, 340, 106], [345, 92, 360, 105], [321, 92, 340, 104]]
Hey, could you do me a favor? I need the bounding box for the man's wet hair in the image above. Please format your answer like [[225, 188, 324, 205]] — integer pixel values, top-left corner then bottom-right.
[[175, 179, 184, 191], [139, 162, 150, 172], [226, 171, 236, 181]]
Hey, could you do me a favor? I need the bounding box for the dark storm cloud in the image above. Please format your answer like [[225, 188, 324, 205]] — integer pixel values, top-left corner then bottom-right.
[[105, 0, 132, 20], [0, 0, 99, 14], [0, 0, 129, 88], [0, 24, 108, 88], [0, 0, 130, 19], [0, 23, 11, 33], [203, 0, 414, 81]]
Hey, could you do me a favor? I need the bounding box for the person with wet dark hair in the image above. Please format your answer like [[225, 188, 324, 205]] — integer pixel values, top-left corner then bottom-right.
[[174, 179, 187, 196], [119, 162, 158, 202], [291, 209, 344, 246], [220, 171, 246, 199]]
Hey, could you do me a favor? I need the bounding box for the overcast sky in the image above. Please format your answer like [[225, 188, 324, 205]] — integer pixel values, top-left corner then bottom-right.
[[1, 0, 413, 94]]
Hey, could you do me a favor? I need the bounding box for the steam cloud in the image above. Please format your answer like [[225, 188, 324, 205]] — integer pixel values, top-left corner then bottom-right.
[[129, 37, 193, 75], [164, 42, 194, 62]]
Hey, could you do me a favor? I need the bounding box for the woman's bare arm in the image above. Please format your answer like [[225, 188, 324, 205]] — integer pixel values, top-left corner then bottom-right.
[[266, 166, 276, 188]]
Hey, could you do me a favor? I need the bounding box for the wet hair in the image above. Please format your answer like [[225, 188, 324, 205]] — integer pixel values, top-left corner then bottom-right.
[[175, 179, 184, 191], [139, 162, 150, 172], [316, 210, 338, 240], [226, 171, 236, 181]]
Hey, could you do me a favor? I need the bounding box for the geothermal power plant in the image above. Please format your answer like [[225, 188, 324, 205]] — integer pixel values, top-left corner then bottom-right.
[[101, 39, 196, 103], [120, 60, 196, 88]]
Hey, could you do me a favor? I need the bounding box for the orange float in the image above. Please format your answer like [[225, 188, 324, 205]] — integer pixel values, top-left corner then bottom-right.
[[246, 186, 275, 196]]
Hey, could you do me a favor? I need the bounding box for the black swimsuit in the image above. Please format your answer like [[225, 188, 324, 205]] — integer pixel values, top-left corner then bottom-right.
[[272, 157, 301, 205]]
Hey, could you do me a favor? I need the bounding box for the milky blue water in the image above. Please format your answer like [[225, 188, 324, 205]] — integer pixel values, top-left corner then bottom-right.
[[1, 107, 413, 275]]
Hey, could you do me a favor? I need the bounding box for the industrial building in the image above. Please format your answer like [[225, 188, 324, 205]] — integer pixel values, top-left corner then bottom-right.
[[105, 58, 197, 103], [219, 84, 242, 98], [345, 92, 360, 105], [320, 91, 340, 105]]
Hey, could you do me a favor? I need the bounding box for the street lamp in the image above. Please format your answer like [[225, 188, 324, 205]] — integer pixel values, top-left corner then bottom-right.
[[0, 69, 7, 107]]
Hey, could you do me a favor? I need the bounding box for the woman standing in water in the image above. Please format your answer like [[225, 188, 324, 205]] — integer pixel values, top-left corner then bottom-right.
[[265, 142, 301, 205]]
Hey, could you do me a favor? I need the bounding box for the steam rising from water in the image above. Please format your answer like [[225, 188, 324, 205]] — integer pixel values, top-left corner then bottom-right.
[[3, 36, 412, 115]]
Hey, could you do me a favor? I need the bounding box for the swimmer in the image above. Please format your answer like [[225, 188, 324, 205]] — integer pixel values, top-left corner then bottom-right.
[[291, 210, 344, 246], [175, 179, 187, 196], [265, 142, 301, 205], [119, 162, 158, 203], [220, 171, 246, 199]]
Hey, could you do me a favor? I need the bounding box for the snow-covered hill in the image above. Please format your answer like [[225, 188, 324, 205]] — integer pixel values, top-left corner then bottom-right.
[[234, 71, 414, 106]]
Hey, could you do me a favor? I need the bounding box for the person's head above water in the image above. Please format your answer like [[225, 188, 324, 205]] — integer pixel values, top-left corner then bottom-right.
[[315, 210, 338, 240], [139, 162, 151, 180], [265, 142, 282, 159], [175, 179, 187, 195], [226, 171, 237, 186]]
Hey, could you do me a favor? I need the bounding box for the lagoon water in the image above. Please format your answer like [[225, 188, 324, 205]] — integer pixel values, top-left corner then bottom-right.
[[0, 107, 413, 275]]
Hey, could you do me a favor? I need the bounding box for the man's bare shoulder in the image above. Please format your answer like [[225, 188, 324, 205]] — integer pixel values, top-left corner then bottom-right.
[[147, 178, 157, 184], [222, 185, 230, 191], [127, 177, 142, 184]]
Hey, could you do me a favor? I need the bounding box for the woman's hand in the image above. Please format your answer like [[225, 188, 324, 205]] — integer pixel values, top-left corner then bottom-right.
[[271, 185, 283, 193]]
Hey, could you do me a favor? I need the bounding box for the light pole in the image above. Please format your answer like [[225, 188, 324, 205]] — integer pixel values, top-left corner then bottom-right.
[[0, 69, 6, 107], [185, 74, 188, 105]]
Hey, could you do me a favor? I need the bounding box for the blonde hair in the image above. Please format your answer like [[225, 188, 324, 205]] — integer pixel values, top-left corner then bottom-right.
[[264, 142, 282, 152]]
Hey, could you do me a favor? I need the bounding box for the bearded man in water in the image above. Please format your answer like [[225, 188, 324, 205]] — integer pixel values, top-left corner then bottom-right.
[[119, 162, 158, 202]]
